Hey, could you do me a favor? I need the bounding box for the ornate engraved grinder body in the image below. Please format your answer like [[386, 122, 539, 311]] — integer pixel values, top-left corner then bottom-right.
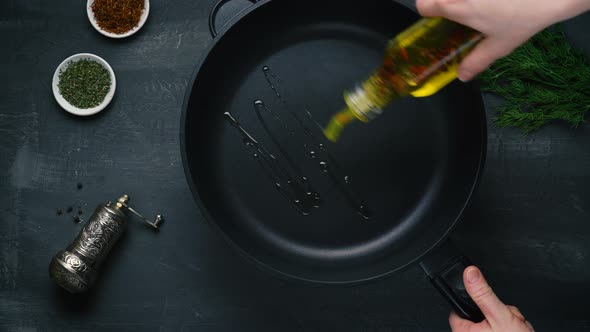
[[49, 195, 163, 293]]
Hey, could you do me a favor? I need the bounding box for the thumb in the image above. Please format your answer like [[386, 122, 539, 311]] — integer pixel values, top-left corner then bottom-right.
[[448, 311, 475, 331], [464, 266, 512, 329]]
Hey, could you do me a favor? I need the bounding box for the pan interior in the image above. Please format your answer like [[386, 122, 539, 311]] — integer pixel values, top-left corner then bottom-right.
[[184, 0, 485, 282]]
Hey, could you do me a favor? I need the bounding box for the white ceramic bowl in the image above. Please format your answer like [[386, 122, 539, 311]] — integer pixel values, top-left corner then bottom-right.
[[52, 53, 116, 116], [87, 0, 150, 38]]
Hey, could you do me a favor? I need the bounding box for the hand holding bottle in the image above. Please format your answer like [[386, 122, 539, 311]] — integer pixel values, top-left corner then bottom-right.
[[416, 0, 590, 81]]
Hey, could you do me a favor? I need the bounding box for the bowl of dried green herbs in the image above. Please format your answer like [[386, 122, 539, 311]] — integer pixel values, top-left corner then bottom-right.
[[52, 53, 116, 116]]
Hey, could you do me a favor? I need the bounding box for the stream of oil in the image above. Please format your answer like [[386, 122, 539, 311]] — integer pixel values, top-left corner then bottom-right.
[[260, 66, 372, 219], [224, 112, 321, 215], [262, 66, 285, 103]]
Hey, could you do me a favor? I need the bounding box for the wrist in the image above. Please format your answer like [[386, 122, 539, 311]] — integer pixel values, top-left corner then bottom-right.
[[553, 0, 590, 23]]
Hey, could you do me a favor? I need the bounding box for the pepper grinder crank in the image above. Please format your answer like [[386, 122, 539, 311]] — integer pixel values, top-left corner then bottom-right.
[[49, 194, 163, 293]]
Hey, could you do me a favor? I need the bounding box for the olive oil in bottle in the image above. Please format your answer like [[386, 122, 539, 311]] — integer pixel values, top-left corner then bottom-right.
[[323, 17, 483, 142]]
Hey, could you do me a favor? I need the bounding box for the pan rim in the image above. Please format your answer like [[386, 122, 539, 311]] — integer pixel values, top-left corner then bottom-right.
[[180, 0, 488, 285]]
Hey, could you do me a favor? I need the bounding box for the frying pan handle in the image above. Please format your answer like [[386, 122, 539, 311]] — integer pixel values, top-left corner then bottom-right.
[[209, 0, 259, 38], [419, 240, 486, 323]]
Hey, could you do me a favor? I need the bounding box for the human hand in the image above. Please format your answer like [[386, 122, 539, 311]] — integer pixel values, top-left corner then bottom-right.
[[449, 266, 534, 332], [416, 0, 590, 81]]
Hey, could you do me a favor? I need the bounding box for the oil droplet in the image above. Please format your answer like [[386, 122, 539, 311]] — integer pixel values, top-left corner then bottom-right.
[[253, 153, 259, 159], [318, 143, 325, 150], [261, 65, 285, 103], [302, 177, 308, 183], [319, 161, 328, 173], [275, 183, 281, 190], [344, 175, 351, 184], [243, 137, 254, 147], [224, 112, 239, 128], [357, 203, 372, 220], [254, 99, 295, 135], [309, 150, 316, 158]]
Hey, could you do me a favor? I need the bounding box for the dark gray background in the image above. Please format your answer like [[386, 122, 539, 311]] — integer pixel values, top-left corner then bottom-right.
[[1, 0, 590, 331]]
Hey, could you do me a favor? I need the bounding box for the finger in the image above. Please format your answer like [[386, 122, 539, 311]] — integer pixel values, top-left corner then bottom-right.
[[457, 37, 519, 81], [463, 266, 513, 328], [416, 0, 471, 23], [448, 311, 474, 332], [506, 305, 525, 321]]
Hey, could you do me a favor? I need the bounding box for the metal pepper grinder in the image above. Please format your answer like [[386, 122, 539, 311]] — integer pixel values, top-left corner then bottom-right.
[[49, 194, 163, 293]]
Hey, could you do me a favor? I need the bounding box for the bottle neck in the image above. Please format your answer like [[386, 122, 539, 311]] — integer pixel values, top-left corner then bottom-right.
[[344, 86, 382, 122], [344, 72, 402, 122]]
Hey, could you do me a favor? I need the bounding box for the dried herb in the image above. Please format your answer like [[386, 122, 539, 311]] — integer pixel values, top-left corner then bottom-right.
[[58, 59, 111, 109], [480, 26, 590, 133], [92, 0, 145, 34]]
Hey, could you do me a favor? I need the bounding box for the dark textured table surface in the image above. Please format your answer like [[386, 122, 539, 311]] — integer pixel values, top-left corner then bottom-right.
[[2, 0, 590, 331]]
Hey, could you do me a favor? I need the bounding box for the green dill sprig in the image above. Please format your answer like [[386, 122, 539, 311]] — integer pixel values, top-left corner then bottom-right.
[[479, 26, 590, 133]]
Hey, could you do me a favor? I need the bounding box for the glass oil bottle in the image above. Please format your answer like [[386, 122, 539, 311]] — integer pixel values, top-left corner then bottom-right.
[[323, 17, 484, 142]]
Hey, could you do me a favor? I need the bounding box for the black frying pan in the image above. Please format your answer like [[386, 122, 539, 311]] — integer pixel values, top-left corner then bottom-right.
[[182, 0, 487, 322]]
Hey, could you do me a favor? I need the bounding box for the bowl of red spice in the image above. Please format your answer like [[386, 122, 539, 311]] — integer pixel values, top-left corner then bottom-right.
[[87, 0, 149, 38]]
